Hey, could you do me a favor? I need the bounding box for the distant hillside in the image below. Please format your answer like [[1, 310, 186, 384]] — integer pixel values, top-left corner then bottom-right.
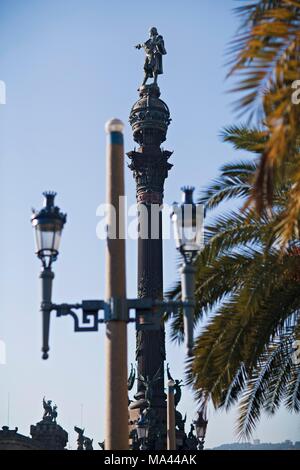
[[212, 440, 300, 450]]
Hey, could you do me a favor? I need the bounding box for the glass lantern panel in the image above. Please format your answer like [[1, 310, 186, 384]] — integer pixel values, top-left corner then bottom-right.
[[34, 226, 43, 253], [172, 203, 204, 253], [196, 425, 206, 439], [182, 226, 199, 252], [41, 230, 56, 253], [171, 212, 182, 249], [34, 222, 61, 254], [53, 230, 62, 252], [182, 205, 204, 252]]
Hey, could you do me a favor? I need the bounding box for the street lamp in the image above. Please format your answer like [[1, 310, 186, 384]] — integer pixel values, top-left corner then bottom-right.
[[31, 192, 66, 360], [193, 409, 208, 450], [171, 187, 204, 356], [171, 187, 204, 264], [30, 121, 189, 449], [136, 413, 149, 450], [31, 191, 66, 269], [31, 186, 204, 449]]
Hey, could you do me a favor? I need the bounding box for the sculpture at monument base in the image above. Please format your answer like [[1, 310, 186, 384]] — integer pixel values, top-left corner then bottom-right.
[[74, 426, 94, 450], [42, 396, 58, 423]]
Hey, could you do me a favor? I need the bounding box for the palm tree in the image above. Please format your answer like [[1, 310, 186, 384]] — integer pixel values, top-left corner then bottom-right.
[[167, 125, 300, 438], [228, 0, 300, 244]]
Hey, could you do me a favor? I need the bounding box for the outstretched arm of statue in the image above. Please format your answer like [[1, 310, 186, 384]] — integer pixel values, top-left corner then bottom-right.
[[135, 43, 145, 50]]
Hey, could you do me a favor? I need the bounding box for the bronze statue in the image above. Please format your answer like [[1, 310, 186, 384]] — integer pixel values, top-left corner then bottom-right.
[[52, 404, 58, 423], [135, 27, 166, 86], [42, 397, 58, 422], [127, 363, 136, 391], [43, 397, 53, 420], [139, 367, 162, 406], [74, 426, 85, 450], [128, 363, 136, 406], [167, 363, 183, 408], [84, 437, 93, 450], [186, 424, 198, 449], [188, 423, 196, 439], [74, 426, 93, 450]]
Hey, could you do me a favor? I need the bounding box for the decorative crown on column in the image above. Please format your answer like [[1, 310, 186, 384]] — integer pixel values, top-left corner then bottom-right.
[[129, 85, 171, 147]]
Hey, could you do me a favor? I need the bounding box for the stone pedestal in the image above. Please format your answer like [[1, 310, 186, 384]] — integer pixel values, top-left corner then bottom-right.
[[30, 417, 68, 450]]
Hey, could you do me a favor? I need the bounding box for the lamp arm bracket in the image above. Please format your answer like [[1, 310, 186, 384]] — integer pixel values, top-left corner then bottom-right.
[[52, 300, 107, 332], [155, 299, 195, 313], [51, 298, 137, 331], [44, 297, 193, 334]]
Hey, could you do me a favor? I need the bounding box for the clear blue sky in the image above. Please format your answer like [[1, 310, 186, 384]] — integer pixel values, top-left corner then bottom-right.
[[0, 0, 299, 449]]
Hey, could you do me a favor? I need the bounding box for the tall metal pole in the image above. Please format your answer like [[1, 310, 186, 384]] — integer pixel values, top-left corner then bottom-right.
[[167, 380, 176, 450], [180, 262, 196, 357], [104, 118, 128, 450], [40, 267, 54, 360]]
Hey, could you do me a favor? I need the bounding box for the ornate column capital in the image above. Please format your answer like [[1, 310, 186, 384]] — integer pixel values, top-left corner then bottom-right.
[[127, 149, 173, 204]]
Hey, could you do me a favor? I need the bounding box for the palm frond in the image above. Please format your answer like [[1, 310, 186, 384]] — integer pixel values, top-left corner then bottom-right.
[[199, 157, 257, 211], [227, 0, 300, 240], [221, 125, 267, 153], [236, 337, 291, 439]]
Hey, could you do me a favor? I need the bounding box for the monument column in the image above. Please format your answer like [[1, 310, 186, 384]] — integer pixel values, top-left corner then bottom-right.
[[127, 27, 172, 449]]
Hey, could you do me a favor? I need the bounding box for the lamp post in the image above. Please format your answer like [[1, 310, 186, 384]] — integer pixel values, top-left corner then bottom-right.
[[171, 187, 204, 356], [31, 119, 130, 450], [31, 128, 204, 450], [193, 409, 208, 450], [31, 192, 66, 360]]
